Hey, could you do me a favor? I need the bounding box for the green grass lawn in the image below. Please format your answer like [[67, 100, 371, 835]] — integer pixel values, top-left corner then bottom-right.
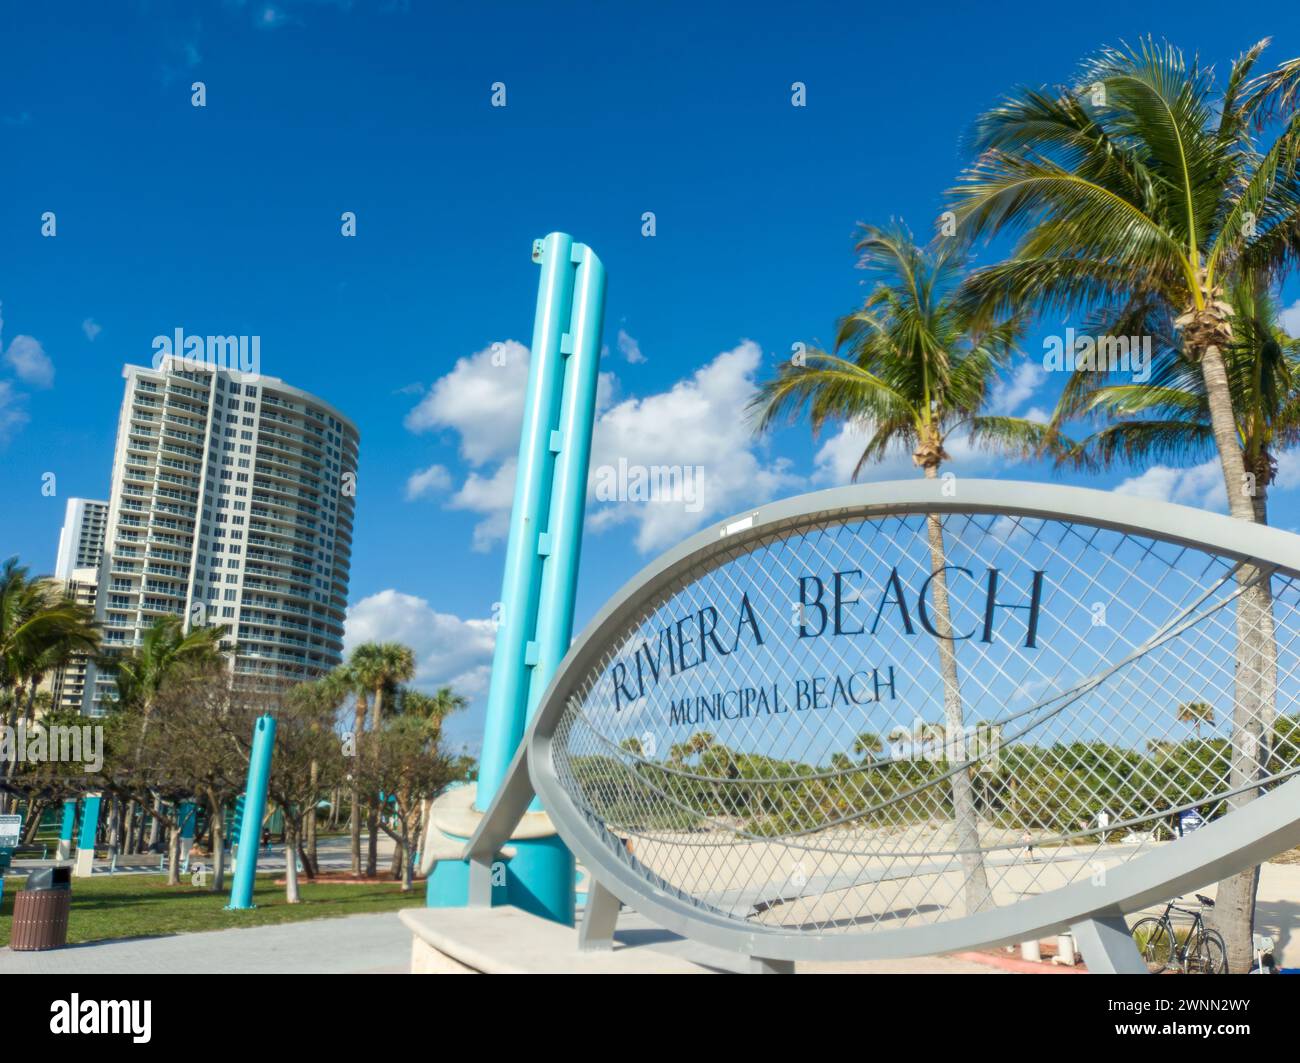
[[0, 872, 426, 948]]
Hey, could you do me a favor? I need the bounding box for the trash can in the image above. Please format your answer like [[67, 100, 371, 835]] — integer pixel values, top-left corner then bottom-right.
[[10, 866, 72, 951]]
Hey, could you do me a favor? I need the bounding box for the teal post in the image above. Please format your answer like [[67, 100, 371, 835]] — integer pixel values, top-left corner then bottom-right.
[[73, 793, 101, 877], [57, 799, 77, 860], [228, 715, 276, 910], [429, 233, 606, 923], [476, 232, 576, 805], [179, 801, 197, 872], [527, 242, 606, 710]]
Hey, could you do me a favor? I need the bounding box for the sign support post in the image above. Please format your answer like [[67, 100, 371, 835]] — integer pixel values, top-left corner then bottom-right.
[[56, 799, 77, 861], [73, 793, 100, 878], [426, 232, 606, 925], [228, 715, 276, 910]]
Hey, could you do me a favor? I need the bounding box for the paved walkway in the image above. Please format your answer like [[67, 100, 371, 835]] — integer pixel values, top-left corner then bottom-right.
[[0, 911, 411, 974], [7, 832, 395, 879], [3, 854, 1294, 973]]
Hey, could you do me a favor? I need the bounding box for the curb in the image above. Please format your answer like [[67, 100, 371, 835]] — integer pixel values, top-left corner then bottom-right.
[[951, 950, 1089, 974]]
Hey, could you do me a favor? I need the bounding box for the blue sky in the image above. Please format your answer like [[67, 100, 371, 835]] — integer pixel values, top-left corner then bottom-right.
[[3, 0, 1300, 749]]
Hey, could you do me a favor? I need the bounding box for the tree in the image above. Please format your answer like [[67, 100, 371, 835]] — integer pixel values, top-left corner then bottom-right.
[[332, 657, 369, 876], [354, 643, 415, 876], [1177, 701, 1217, 739], [751, 223, 1050, 915], [361, 716, 458, 891], [106, 615, 225, 855], [1055, 273, 1300, 522], [140, 664, 258, 892], [392, 685, 466, 874], [110, 615, 225, 745], [951, 38, 1300, 968], [401, 686, 467, 736], [0, 558, 99, 810], [270, 681, 345, 902], [852, 732, 884, 761]]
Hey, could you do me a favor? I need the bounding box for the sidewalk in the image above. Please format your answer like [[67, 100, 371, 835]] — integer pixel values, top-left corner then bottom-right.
[[0, 911, 411, 974]]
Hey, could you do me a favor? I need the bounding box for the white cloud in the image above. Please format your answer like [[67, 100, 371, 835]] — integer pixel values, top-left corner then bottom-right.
[[82, 318, 102, 341], [617, 328, 645, 364], [448, 460, 517, 551], [404, 340, 528, 466], [989, 360, 1045, 415], [408, 338, 800, 555], [1281, 299, 1300, 340], [405, 463, 452, 500], [343, 589, 497, 710], [810, 419, 1016, 487], [585, 341, 800, 552], [4, 335, 53, 388], [1114, 459, 1225, 510], [0, 381, 28, 444], [256, 5, 293, 30]]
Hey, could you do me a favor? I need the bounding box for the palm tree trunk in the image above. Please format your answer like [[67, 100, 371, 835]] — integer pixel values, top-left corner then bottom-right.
[[350, 697, 366, 876], [349, 784, 361, 876], [366, 684, 385, 877], [367, 803, 379, 877], [924, 464, 991, 915], [306, 759, 319, 866], [1199, 341, 1275, 973]]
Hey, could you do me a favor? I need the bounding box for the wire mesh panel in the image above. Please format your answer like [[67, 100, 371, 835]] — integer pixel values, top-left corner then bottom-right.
[[544, 502, 1300, 940]]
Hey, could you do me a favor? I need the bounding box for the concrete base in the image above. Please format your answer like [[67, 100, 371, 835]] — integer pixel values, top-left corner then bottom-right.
[[400, 906, 709, 973], [72, 846, 95, 878], [55, 839, 72, 861]]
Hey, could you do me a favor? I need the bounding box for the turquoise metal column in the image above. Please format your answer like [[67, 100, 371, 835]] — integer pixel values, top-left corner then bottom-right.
[[527, 243, 606, 708], [179, 800, 197, 872], [57, 799, 77, 861], [507, 242, 606, 923], [228, 715, 276, 910], [73, 792, 101, 878], [476, 231, 576, 807], [428, 233, 607, 923]]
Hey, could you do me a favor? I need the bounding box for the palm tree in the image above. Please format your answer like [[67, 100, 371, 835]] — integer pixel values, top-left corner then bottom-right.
[[1056, 272, 1300, 504], [951, 39, 1300, 968], [751, 223, 1052, 915], [334, 656, 370, 875], [852, 732, 884, 762], [346, 642, 417, 875], [392, 684, 465, 875], [290, 670, 351, 871], [108, 614, 224, 855], [1177, 701, 1217, 739], [110, 615, 225, 722], [401, 685, 467, 737], [0, 559, 99, 811]]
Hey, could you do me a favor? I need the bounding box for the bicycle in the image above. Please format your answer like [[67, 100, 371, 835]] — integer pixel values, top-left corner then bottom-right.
[[1131, 894, 1228, 974]]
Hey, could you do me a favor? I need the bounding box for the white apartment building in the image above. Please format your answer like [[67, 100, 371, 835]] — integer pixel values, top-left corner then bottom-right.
[[53, 498, 109, 579], [84, 359, 359, 712], [40, 566, 101, 714]]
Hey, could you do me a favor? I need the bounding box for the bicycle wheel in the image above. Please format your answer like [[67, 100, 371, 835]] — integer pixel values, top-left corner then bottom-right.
[[1131, 917, 1174, 973], [1187, 928, 1228, 974]]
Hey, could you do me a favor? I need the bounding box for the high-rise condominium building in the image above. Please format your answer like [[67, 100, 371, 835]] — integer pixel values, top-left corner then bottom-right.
[[84, 358, 359, 713], [39, 501, 110, 715], [39, 566, 101, 714], [54, 498, 109, 579]]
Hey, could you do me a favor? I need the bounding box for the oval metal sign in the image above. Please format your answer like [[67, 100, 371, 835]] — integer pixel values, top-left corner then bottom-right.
[[524, 481, 1300, 960]]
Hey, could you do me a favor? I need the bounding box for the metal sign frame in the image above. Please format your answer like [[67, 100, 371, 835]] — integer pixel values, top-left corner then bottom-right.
[[467, 479, 1300, 964]]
